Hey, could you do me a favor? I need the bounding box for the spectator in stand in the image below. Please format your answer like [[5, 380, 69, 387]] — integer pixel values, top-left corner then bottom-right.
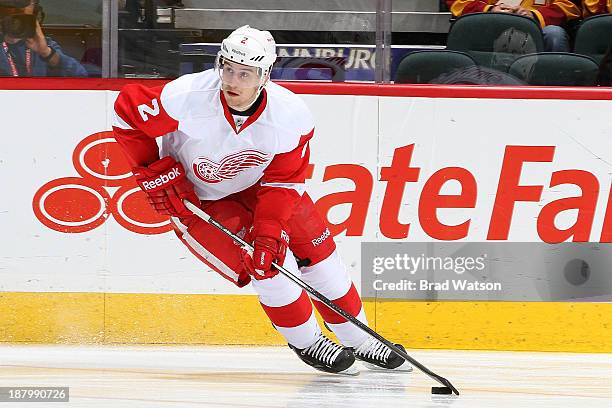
[[447, 1, 581, 52], [0, 0, 87, 77], [582, 0, 612, 16]]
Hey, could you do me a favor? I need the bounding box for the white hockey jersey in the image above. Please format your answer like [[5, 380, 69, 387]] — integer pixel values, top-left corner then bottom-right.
[[112, 69, 315, 202]]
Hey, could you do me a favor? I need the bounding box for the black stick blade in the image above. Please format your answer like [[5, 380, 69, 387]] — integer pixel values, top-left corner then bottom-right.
[[431, 386, 453, 395]]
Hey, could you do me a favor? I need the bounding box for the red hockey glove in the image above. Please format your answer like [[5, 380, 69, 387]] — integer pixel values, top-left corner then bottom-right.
[[243, 221, 289, 280], [133, 156, 199, 218]]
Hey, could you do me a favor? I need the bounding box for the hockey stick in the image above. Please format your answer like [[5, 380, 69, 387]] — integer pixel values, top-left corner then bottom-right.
[[183, 200, 460, 395]]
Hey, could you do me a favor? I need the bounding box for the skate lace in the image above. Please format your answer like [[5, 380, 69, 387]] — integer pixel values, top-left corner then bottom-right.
[[355, 337, 392, 363], [301, 334, 344, 366]]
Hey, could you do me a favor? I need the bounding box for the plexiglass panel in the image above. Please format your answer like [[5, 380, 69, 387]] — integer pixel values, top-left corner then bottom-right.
[[3, 1, 611, 85], [117, 0, 379, 81]]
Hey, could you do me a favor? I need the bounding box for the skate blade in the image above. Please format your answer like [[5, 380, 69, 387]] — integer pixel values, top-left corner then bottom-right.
[[335, 365, 360, 376], [362, 361, 413, 373], [315, 365, 360, 376]]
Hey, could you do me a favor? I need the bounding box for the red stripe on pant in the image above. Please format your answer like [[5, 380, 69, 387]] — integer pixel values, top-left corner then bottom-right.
[[260, 290, 314, 328], [312, 283, 362, 324]]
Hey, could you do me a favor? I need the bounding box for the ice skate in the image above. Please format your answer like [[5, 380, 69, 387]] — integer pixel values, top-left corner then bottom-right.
[[351, 337, 413, 372], [289, 333, 358, 375]]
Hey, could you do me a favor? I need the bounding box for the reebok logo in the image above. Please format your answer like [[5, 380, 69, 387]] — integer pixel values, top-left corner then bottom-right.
[[231, 48, 246, 56], [141, 167, 181, 190], [311, 228, 330, 247]]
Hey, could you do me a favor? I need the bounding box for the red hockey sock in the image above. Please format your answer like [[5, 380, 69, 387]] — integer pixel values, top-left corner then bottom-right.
[[312, 283, 362, 324]]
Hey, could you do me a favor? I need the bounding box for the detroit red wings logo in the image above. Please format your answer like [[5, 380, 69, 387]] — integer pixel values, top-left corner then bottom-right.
[[193, 149, 270, 183]]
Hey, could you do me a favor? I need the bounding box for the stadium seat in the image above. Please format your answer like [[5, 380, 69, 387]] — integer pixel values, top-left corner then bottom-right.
[[275, 57, 346, 82], [574, 14, 612, 65], [446, 12, 544, 71], [394, 50, 477, 83], [507, 52, 599, 86]]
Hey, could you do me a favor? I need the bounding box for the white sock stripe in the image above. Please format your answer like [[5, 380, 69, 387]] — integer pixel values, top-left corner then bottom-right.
[[251, 272, 303, 307], [250, 252, 303, 307], [274, 312, 321, 349], [300, 250, 352, 300], [325, 308, 369, 348]]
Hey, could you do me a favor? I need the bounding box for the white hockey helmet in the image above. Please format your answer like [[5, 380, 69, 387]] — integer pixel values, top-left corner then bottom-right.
[[218, 25, 277, 76]]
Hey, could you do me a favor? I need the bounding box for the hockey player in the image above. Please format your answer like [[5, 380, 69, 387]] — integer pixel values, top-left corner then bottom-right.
[[112, 25, 411, 375]]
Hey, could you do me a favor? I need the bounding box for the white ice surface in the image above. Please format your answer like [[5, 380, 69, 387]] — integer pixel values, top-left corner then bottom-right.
[[0, 345, 611, 407]]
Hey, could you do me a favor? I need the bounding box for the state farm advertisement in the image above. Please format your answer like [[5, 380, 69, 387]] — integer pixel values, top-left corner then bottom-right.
[[1, 89, 612, 294]]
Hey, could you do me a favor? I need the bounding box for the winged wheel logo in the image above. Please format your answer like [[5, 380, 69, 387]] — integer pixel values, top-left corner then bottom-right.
[[193, 149, 270, 183]]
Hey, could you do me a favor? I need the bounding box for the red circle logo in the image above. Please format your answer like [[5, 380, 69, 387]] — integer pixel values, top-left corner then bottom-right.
[[32, 177, 112, 233], [34, 132, 174, 235], [72, 131, 133, 187], [110, 185, 173, 234]]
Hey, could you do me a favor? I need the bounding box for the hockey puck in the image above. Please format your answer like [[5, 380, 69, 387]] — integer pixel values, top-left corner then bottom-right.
[[431, 386, 453, 395]]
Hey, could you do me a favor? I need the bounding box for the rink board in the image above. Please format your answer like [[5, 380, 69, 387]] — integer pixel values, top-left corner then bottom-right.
[[1, 80, 612, 351], [1, 292, 611, 353]]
